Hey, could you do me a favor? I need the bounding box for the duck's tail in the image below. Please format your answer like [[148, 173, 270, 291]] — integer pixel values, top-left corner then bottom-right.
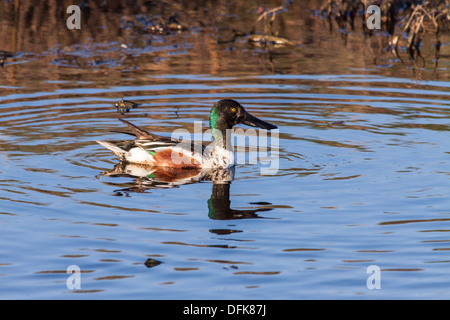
[[96, 140, 128, 162]]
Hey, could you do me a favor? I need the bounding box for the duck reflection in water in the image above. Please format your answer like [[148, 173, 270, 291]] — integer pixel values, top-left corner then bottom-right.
[[100, 162, 273, 220]]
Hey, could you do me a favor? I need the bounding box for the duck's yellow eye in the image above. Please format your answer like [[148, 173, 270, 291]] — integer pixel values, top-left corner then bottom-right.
[[231, 107, 236, 112]]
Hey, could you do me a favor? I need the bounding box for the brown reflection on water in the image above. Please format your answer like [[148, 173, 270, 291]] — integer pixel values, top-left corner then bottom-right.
[[379, 218, 450, 226], [1, 0, 448, 91]]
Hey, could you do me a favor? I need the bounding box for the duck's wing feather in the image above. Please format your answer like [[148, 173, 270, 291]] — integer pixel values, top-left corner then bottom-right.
[[97, 119, 206, 167], [118, 118, 175, 143]]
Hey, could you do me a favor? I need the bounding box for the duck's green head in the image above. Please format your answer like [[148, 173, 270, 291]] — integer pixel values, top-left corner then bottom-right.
[[209, 99, 277, 131]]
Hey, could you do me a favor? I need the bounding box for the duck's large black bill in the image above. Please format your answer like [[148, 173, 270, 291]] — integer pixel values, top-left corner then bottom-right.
[[243, 112, 278, 130]]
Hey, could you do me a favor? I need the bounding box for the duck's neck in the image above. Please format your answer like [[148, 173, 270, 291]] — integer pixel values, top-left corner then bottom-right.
[[211, 127, 232, 150], [210, 108, 233, 150]]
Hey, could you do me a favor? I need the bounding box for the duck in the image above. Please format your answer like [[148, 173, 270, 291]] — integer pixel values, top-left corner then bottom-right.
[[96, 99, 277, 169]]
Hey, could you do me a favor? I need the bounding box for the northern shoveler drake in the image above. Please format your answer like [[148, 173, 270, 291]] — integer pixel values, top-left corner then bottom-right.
[[96, 99, 277, 169]]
